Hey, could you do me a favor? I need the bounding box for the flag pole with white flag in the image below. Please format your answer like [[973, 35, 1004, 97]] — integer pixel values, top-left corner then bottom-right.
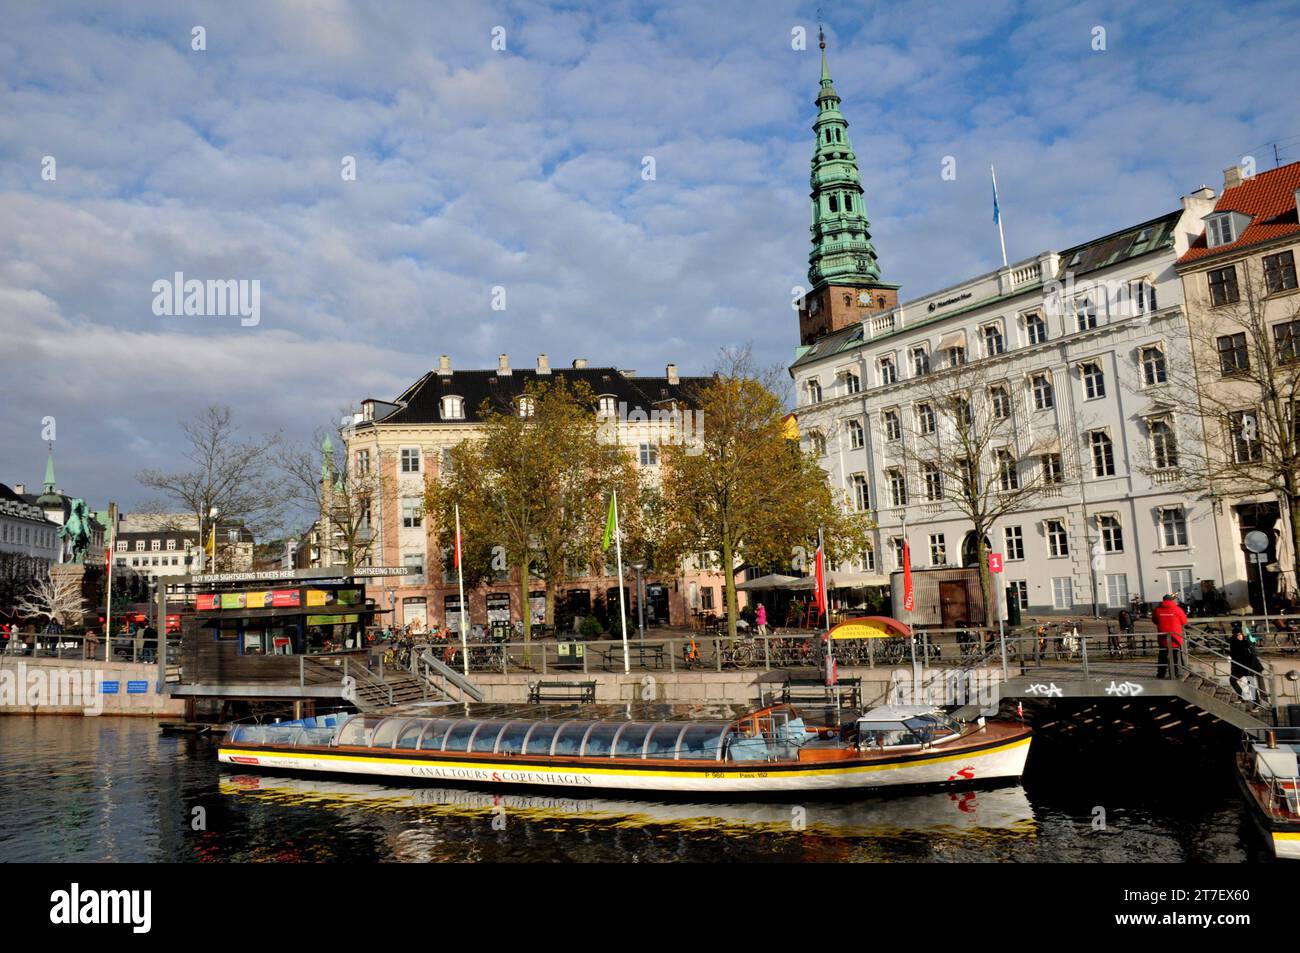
[[603, 489, 630, 675], [991, 164, 1008, 268], [455, 503, 469, 677]]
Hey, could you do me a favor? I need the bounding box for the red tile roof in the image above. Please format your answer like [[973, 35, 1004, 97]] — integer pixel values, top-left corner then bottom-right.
[[1179, 161, 1300, 265]]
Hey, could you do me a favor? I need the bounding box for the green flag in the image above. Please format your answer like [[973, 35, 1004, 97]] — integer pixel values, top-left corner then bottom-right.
[[602, 493, 617, 551]]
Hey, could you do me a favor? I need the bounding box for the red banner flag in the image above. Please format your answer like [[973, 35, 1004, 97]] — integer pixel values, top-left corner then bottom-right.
[[814, 543, 827, 618], [902, 541, 914, 613]]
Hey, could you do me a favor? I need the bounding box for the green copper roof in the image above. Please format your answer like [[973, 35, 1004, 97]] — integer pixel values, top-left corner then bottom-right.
[[807, 31, 882, 289], [36, 449, 63, 508], [42, 450, 56, 491]]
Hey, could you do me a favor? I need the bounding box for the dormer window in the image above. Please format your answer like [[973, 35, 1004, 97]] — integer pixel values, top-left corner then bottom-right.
[[441, 396, 465, 420], [518, 396, 536, 418], [597, 395, 618, 417], [1207, 214, 1236, 248]]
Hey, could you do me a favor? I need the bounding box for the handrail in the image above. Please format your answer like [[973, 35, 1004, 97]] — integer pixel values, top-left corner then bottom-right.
[[418, 649, 485, 703]]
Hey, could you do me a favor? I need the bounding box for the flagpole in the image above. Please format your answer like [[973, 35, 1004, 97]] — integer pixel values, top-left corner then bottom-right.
[[992, 164, 1008, 268], [613, 488, 629, 675], [104, 532, 114, 653], [819, 527, 834, 694], [455, 504, 469, 677]]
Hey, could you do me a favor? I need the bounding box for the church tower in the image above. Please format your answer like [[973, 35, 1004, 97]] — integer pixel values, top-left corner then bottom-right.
[[798, 28, 899, 346]]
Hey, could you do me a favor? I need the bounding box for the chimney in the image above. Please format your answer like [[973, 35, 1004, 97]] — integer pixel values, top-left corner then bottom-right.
[[572, 358, 588, 369], [666, 363, 679, 385], [537, 354, 550, 375], [621, 369, 636, 379], [498, 353, 511, 376], [13, 483, 23, 495], [437, 355, 452, 376], [1224, 165, 1244, 191]]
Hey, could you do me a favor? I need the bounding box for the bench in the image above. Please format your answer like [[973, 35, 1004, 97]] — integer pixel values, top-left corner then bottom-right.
[[781, 676, 861, 710], [600, 642, 665, 671], [528, 680, 597, 704]]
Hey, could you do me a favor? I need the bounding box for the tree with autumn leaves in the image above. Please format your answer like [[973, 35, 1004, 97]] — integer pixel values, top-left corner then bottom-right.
[[657, 349, 875, 640]]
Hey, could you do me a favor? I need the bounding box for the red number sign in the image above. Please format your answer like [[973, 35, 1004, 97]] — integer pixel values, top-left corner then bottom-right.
[[989, 552, 1003, 574]]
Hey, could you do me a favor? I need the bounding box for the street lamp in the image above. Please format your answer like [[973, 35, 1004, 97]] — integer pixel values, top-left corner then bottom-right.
[[630, 560, 647, 645]]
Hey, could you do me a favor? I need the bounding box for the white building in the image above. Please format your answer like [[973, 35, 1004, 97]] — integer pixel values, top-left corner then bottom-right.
[[791, 192, 1227, 618], [0, 482, 60, 570]]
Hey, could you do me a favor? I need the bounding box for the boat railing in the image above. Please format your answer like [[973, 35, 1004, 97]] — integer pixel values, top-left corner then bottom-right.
[[1242, 728, 1300, 816]]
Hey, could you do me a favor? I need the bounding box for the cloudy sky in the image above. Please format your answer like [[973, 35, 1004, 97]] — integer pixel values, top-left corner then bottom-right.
[[2, 0, 1298, 515]]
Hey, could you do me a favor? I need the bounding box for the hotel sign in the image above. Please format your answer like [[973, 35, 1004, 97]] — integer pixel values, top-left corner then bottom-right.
[[928, 291, 972, 312]]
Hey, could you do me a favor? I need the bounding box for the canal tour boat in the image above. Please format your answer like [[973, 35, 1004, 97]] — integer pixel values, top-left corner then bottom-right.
[[217, 704, 1032, 795], [1235, 728, 1300, 860]]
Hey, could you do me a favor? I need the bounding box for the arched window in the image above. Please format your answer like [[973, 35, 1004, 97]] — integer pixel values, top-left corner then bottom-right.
[[808, 431, 827, 456], [441, 395, 464, 420], [597, 395, 617, 417], [1032, 374, 1054, 410], [828, 195, 839, 213]]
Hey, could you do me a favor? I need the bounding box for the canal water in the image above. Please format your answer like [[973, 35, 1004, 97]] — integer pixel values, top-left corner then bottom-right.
[[0, 715, 1273, 862]]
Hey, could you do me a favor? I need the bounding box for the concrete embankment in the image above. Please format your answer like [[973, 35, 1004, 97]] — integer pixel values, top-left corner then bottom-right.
[[0, 657, 186, 717]]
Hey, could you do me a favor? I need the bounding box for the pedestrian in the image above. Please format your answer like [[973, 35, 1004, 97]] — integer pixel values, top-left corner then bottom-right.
[[1117, 607, 1135, 656], [84, 628, 100, 660], [1152, 593, 1188, 679], [0, 623, 8, 655], [755, 603, 768, 637], [1229, 621, 1262, 701]]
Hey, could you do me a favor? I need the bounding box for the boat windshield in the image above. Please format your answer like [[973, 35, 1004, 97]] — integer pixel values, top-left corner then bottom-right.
[[857, 710, 960, 748]]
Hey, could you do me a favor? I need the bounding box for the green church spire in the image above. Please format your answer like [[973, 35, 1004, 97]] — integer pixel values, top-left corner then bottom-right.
[[807, 27, 881, 289], [43, 449, 56, 493], [37, 448, 63, 510]]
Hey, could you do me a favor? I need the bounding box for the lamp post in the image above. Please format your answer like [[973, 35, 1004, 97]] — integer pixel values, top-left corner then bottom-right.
[[630, 560, 647, 645]]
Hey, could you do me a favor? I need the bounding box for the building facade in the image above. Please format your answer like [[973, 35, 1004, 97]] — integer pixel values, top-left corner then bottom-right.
[[1175, 161, 1300, 611], [340, 354, 726, 631], [788, 43, 1227, 618], [0, 482, 60, 571]]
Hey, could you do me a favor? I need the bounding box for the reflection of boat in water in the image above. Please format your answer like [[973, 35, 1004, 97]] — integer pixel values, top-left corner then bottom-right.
[[219, 773, 1036, 837], [1235, 728, 1300, 860], [218, 703, 1031, 796]]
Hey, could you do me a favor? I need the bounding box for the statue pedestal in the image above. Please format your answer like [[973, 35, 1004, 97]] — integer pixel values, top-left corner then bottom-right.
[[49, 563, 89, 627]]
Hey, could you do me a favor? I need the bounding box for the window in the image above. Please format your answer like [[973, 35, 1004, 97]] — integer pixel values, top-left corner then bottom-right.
[[1081, 362, 1105, 399], [1160, 508, 1188, 547], [439, 448, 455, 477], [1231, 411, 1262, 463], [917, 403, 936, 435], [879, 356, 897, 385], [1046, 520, 1069, 557], [441, 396, 465, 420], [1139, 345, 1167, 385], [887, 468, 907, 507], [1074, 296, 1098, 331], [912, 347, 930, 377], [1025, 311, 1048, 345], [1273, 320, 1300, 363], [1052, 577, 1073, 610], [166, 539, 176, 551], [1218, 333, 1249, 375], [1042, 453, 1063, 484], [954, 396, 973, 427], [809, 431, 827, 456], [149, 539, 161, 551], [116, 541, 126, 552], [997, 449, 1019, 491], [403, 554, 424, 581], [1132, 280, 1158, 315], [990, 386, 1012, 420], [840, 370, 861, 395], [400, 447, 421, 473], [805, 379, 822, 404], [848, 419, 864, 449], [1168, 568, 1194, 601], [700, 587, 714, 611], [1207, 215, 1235, 248], [1208, 265, 1239, 306], [983, 324, 1005, 356], [883, 410, 901, 441], [1264, 251, 1298, 294], [923, 464, 944, 501], [1010, 580, 1029, 610], [1004, 525, 1025, 561], [1150, 419, 1178, 469], [1090, 431, 1115, 477], [892, 536, 907, 569], [946, 346, 966, 367], [135, 540, 145, 552], [639, 443, 659, 466], [597, 395, 618, 417], [929, 533, 947, 566], [518, 396, 536, 418], [957, 457, 976, 493], [1032, 374, 1054, 410], [861, 544, 875, 572], [1098, 514, 1123, 553], [401, 498, 422, 529], [1105, 574, 1129, 609], [851, 474, 870, 511]]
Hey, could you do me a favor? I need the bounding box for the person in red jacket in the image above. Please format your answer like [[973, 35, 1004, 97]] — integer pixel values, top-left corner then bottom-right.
[[1152, 594, 1188, 678]]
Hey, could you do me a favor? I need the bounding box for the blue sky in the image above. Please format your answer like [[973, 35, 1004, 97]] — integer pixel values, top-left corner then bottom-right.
[[2, 0, 1298, 519]]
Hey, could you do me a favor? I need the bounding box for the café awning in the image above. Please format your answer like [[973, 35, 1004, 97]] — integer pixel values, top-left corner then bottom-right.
[[736, 573, 800, 591], [781, 571, 891, 590]]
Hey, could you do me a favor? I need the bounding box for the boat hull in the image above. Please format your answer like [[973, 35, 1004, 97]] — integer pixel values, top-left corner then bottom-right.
[[1234, 754, 1300, 860], [218, 729, 1031, 795]]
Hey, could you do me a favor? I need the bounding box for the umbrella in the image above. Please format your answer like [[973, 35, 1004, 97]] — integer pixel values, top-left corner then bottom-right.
[[779, 571, 891, 590], [736, 573, 799, 591]]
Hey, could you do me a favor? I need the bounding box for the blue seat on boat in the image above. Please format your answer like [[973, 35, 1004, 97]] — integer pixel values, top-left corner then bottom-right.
[[778, 717, 810, 746], [728, 736, 769, 761], [302, 717, 318, 728]]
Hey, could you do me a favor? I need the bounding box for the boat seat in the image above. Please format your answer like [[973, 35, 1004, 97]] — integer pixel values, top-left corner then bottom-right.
[[1255, 748, 1299, 781], [728, 737, 769, 761]]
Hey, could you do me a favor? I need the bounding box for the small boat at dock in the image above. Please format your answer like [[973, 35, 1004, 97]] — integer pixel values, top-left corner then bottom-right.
[[1235, 727, 1300, 860], [218, 703, 1031, 795]]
